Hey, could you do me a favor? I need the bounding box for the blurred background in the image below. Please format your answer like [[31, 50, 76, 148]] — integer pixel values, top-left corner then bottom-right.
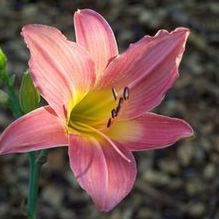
[[0, 0, 219, 218]]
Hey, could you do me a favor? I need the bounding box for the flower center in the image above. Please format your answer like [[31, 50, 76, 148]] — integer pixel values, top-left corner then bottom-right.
[[66, 86, 129, 136]]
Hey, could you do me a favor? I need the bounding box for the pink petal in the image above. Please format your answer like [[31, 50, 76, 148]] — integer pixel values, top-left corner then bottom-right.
[[0, 106, 68, 154], [107, 112, 193, 151], [74, 9, 118, 79], [68, 134, 136, 212], [98, 28, 189, 119], [21, 25, 95, 120]]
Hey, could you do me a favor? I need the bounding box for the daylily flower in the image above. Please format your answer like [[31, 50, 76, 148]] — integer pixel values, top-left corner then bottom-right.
[[0, 9, 193, 211]]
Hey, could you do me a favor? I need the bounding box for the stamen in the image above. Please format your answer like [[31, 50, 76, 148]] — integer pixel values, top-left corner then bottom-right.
[[107, 118, 112, 128], [116, 105, 121, 114], [112, 87, 118, 100], [111, 109, 117, 118], [118, 97, 124, 105], [123, 86, 129, 100], [107, 87, 129, 127], [116, 97, 123, 114]]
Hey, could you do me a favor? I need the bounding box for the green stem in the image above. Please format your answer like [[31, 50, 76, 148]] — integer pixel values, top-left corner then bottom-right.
[[1, 70, 47, 219], [2, 70, 22, 118], [27, 150, 48, 219], [27, 152, 40, 219]]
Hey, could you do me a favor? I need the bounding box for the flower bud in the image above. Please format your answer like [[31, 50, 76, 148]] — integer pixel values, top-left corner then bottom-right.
[[0, 48, 7, 79], [19, 70, 40, 113]]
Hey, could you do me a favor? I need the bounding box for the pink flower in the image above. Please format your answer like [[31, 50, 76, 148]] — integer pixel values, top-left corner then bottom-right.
[[0, 9, 193, 211]]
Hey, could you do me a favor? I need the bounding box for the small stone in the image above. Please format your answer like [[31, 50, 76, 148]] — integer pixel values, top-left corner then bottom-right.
[[137, 208, 160, 219], [21, 4, 38, 18], [41, 186, 63, 207], [188, 202, 205, 216], [0, 204, 8, 215], [60, 209, 76, 219], [185, 179, 205, 195], [215, 136, 219, 153], [143, 170, 170, 186], [203, 164, 216, 179], [158, 159, 179, 175], [177, 144, 194, 166]]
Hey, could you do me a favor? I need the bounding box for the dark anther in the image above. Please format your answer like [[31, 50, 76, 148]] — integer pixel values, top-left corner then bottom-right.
[[123, 87, 129, 100], [112, 87, 118, 100], [111, 109, 117, 118], [107, 118, 112, 128]]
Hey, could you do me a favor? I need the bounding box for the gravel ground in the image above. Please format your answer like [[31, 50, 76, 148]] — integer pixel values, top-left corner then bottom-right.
[[0, 0, 219, 219]]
